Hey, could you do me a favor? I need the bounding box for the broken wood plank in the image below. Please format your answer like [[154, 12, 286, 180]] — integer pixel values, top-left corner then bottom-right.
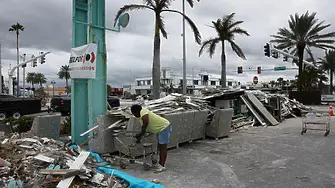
[[105, 119, 124, 130], [240, 95, 267, 126], [80, 125, 99, 137], [34, 154, 55, 163], [39, 169, 83, 175], [56, 151, 90, 188]]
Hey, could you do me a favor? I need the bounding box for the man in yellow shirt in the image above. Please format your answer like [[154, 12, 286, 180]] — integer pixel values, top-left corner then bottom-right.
[[131, 104, 172, 172]]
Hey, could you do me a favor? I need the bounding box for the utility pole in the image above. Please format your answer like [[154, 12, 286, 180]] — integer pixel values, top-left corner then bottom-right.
[[0, 43, 2, 94], [182, 0, 187, 95], [21, 54, 26, 97]]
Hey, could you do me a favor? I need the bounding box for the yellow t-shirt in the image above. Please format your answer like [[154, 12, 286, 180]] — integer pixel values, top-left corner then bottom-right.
[[138, 108, 170, 134]]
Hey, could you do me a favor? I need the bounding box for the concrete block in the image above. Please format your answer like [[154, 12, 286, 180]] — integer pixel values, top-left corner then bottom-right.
[[206, 108, 233, 139], [89, 114, 122, 154], [178, 111, 194, 143], [31, 114, 61, 139], [191, 110, 209, 140], [164, 113, 181, 149]]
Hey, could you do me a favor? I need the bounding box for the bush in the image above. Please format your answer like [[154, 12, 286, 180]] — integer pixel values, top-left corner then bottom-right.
[[0, 117, 34, 133], [60, 116, 71, 135]]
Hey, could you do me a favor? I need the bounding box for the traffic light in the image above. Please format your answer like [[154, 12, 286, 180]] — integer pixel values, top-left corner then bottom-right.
[[22, 64, 27, 68], [237, 66, 243, 74], [283, 50, 288, 62], [272, 51, 279, 59], [33, 59, 37, 67], [257, 66, 261, 74], [40, 52, 46, 64], [264, 43, 270, 57]]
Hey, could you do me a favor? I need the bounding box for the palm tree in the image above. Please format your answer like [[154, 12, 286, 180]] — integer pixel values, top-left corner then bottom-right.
[[26, 72, 36, 88], [114, 0, 201, 99], [271, 11, 335, 91], [319, 50, 335, 93], [57, 65, 71, 89], [9, 22, 25, 96], [34, 73, 47, 87], [199, 13, 249, 88], [269, 80, 276, 87]]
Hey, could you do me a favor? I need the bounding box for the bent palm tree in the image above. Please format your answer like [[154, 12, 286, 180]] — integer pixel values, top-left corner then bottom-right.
[[114, 0, 201, 99], [58, 65, 71, 90], [271, 11, 335, 91], [319, 50, 335, 93], [199, 13, 249, 88], [9, 22, 25, 96]]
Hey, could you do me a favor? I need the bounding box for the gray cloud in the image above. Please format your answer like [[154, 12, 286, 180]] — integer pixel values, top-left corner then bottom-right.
[[1, 0, 335, 88]]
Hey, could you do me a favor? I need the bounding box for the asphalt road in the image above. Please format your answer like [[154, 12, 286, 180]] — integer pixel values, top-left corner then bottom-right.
[[118, 117, 335, 188]]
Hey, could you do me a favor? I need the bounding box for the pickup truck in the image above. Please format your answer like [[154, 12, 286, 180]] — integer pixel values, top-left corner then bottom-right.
[[0, 94, 42, 120], [50, 94, 120, 115]]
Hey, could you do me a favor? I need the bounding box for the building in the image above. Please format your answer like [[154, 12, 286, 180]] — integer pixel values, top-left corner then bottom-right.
[[132, 68, 239, 95]]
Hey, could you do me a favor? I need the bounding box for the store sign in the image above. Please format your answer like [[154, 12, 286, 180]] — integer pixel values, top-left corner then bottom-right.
[[69, 43, 97, 79]]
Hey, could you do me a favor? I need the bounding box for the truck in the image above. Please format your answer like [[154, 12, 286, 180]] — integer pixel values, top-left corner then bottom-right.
[[0, 94, 42, 120], [50, 94, 120, 115]]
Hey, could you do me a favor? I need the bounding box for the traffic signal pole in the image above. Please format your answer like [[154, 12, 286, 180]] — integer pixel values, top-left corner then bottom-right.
[[8, 51, 50, 95], [268, 43, 315, 68]]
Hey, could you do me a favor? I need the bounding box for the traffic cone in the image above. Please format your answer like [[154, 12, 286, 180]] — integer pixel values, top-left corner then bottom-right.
[[329, 104, 334, 116]]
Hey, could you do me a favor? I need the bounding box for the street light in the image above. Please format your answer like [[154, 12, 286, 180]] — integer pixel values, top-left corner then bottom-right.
[[51, 80, 56, 97]]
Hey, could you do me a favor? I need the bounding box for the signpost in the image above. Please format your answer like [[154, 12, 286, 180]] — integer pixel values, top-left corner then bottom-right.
[[274, 66, 286, 71], [253, 76, 258, 85], [71, 0, 130, 144]]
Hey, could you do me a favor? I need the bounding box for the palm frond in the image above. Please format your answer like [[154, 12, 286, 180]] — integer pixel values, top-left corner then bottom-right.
[[229, 40, 247, 60], [156, 15, 168, 38], [198, 38, 220, 57], [230, 27, 250, 36], [185, 0, 200, 8], [162, 9, 201, 44], [114, 4, 154, 26], [142, 0, 155, 7]]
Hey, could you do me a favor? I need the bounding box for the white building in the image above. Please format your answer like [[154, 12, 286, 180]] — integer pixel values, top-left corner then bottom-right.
[[132, 68, 239, 95]]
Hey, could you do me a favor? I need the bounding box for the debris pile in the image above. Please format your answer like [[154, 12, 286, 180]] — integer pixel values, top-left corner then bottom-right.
[[0, 133, 131, 188]]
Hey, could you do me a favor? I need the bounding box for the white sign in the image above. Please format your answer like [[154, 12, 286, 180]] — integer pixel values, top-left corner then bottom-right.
[[69, 43, 97, 79]]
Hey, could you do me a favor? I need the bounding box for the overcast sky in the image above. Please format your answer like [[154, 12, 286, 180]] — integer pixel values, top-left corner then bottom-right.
[[0, 0, 334, 88]]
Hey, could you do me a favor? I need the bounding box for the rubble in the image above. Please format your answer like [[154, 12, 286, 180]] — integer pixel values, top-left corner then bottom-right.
[[0, 132, 161, 188]]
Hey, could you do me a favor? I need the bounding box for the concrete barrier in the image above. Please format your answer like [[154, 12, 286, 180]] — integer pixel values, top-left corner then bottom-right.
[[89, 114, 122, 154], [206, 108, 233, 139], [191, 110, 209, 140], [163, 113, 182, 149], [31, 114, 61, 139]]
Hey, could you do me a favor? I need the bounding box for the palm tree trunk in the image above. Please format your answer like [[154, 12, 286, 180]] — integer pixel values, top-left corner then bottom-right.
[[16, 32, 20, 96], [330, 71, 334, 94], [221, 42, 227, 88], [297, 46, 305, 92], [65, 78, 69, 94], [152, 19, 161, 99]]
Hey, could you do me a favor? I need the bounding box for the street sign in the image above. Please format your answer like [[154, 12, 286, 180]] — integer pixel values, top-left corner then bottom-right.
[[274, 66, 286, 71], [253, 76, 258, 84]]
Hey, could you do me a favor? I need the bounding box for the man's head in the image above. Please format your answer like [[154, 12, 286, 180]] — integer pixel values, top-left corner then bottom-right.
[[131, 104, 142, 118]]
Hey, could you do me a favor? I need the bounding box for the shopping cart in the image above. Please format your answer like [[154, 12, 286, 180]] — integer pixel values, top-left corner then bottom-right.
[[112, 130, 158, 170], [301, 110, 331, 136]]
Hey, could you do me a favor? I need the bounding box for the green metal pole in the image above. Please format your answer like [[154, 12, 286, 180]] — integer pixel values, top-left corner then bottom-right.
[[88, 0, 107, 130], [71, 0, 89, 144]]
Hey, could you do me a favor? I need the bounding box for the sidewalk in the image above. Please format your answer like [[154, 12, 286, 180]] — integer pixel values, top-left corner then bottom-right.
[[119, 117, 335, 188]]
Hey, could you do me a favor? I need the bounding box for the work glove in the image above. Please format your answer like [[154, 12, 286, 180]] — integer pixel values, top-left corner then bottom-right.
[[134, 133, 142, 143]]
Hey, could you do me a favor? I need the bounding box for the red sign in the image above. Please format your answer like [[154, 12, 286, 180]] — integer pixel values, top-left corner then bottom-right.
[[253, 76, 258, 84]]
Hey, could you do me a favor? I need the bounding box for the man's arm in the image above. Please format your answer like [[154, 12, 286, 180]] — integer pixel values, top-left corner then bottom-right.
[[139, 114, 149, 137]]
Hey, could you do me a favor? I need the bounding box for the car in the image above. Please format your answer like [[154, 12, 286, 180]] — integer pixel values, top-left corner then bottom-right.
[[50, 94, 120, 115]]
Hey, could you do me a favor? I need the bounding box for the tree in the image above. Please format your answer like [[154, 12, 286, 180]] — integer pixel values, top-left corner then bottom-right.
[[34, 73, 47, 87], [277, 77, 284, 88], [199, 13, 249, 88], [114, 0, 201, 99], [319, 50, 335, 93], [26, 72, 36, 88], [271, 11, 335, 91], [269, 80, 276, 87], [107, 84, 113, 95], [9, 22, 25, 96], [57, 65, 71, 89]]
